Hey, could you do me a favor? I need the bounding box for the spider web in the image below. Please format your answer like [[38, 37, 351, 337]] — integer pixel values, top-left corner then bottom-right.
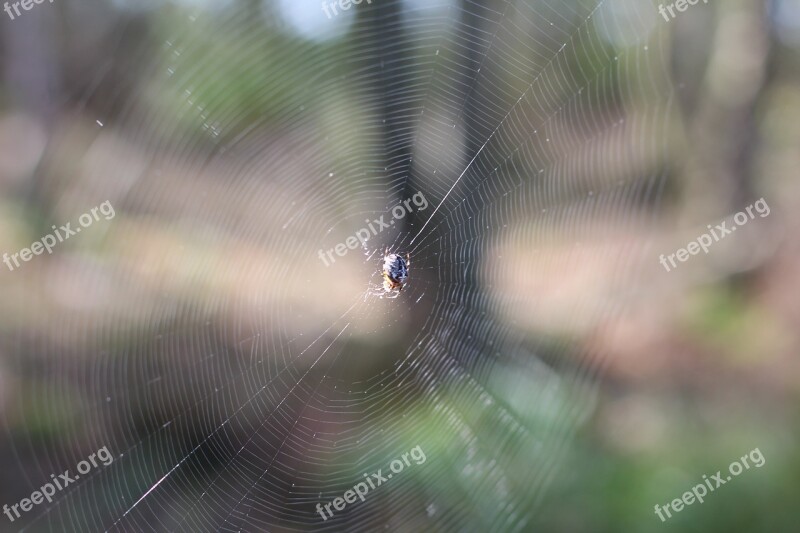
[[6, 0, 671, 531]]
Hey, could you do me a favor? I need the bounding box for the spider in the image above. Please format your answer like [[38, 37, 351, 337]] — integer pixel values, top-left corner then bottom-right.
[[381, 247, 410, 295]]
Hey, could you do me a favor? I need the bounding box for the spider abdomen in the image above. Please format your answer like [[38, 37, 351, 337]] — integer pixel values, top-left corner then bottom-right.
[[384, 254, 408, 282], [382, 252, 409, 292]]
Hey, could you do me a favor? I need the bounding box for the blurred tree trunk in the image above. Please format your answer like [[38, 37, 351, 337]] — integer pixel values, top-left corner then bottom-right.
[[677, 0, 771, 219], [2, 6, 60, 210]]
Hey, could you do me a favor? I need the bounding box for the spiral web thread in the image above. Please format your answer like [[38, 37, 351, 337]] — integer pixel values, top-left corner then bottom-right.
[[11, 0, 671, 531]]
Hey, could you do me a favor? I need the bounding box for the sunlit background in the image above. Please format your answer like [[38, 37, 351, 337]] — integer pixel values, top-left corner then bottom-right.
[[1, 0, 799, 531]]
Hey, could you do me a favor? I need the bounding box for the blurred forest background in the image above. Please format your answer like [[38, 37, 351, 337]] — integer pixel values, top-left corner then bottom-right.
[[0, 0, 799, 531]]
